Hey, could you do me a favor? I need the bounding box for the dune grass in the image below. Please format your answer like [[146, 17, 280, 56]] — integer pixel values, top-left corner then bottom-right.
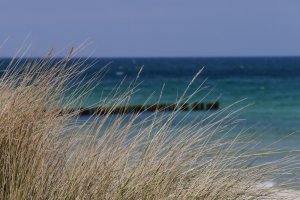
[[0, 53, 297, 199]]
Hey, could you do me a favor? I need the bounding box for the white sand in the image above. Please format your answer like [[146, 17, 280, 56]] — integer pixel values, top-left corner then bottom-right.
[[266, 189, 300, 199]]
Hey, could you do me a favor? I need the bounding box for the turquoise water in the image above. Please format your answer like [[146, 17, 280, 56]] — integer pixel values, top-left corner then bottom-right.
[[83, 57, 300, 134], [67, 57, 300, 155]]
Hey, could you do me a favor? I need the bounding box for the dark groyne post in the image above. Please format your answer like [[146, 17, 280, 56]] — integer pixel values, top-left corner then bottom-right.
[[79, 108, 94, 115], [167, 103, 176, 111], [179, 103, 189, 111], [206, 101, 219, 110], [192, 102, 204, 111], [147, 104, 157, 112]]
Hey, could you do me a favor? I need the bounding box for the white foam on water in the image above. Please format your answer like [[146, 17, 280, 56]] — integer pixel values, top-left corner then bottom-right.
[[257, 181, 275, 188]]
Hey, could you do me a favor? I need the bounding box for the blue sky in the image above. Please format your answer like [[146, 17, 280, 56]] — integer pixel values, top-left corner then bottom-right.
[[0, 0, 300, 57]]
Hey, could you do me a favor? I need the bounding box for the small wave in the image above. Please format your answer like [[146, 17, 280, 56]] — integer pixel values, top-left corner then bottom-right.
[[115, 71, 124, 76]]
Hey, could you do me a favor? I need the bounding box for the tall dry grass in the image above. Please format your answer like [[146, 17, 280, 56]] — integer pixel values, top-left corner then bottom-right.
[[0, 52, 297, 199]]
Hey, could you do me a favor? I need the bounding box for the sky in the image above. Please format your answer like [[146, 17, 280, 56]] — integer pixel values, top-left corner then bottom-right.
[[0, 0, 300, 57]]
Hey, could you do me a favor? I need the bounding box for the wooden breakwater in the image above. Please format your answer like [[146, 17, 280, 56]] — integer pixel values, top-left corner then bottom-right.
[[65, 102, 219, 116]]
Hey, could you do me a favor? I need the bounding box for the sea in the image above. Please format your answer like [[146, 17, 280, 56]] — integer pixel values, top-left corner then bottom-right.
[[3, 57, 299, 149], [73, 57, 300, 155], [82, 57, 300, 134], [2, 57, 300, 185]]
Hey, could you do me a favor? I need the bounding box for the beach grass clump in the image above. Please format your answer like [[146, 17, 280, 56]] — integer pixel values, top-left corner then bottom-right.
[[0, 53, 295, 199]]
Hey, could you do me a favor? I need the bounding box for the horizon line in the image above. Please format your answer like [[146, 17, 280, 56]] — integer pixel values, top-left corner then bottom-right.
[[0, 55, 300, 59]]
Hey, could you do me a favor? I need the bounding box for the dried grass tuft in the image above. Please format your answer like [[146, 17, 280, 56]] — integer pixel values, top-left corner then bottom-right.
[[0, 52, 297, 199]]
